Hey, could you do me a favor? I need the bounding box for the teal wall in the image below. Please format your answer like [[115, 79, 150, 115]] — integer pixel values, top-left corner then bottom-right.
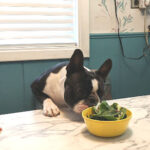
[[0, 33, 150, 114], [90, 33, 150, 99]]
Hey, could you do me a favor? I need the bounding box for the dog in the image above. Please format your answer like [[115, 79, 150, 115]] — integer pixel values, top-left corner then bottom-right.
[[31, 49, 112, 117]]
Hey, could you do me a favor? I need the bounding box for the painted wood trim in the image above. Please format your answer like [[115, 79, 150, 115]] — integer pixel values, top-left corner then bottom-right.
[[90, 32, 148, 39]]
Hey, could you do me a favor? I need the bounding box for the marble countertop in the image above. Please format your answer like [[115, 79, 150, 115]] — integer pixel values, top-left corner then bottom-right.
[[0, 95, 150, 150]]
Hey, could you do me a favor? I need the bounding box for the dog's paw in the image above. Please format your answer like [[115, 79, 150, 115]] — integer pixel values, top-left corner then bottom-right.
[[43, 99, 60, 117]]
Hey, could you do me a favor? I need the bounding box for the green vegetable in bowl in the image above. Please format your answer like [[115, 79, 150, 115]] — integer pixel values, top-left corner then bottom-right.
[[90, 101, 127, 121]]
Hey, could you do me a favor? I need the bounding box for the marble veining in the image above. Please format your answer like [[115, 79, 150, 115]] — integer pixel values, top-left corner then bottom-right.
[[0, 95, 150, 150]]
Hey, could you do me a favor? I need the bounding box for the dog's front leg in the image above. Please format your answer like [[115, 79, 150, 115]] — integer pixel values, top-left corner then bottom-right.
[[43, 98, 60, 117]]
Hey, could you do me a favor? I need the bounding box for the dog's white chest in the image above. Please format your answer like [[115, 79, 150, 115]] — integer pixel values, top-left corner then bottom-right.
[[43, 66, 67, 105]]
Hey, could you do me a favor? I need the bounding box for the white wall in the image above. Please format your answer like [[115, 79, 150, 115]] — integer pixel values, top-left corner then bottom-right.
[[90, 0, 150, 33]]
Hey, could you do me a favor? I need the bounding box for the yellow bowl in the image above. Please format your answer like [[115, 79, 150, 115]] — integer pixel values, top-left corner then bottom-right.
[[82, 107, 132, 137]]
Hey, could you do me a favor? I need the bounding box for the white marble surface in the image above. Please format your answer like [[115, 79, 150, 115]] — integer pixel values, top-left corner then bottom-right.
[[0, 95, 150, 150]]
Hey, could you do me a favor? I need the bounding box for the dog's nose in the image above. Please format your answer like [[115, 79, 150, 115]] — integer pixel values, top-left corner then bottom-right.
[[86, 97, 98, 107], [87, 92, 101, 106]]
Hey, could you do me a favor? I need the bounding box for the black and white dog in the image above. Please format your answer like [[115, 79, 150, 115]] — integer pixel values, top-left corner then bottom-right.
[[31, 49, 112, 117]]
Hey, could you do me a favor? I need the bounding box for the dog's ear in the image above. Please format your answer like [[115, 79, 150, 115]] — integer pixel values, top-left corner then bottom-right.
[[96, 59, 112, 80], [66, 49, 84, 74]]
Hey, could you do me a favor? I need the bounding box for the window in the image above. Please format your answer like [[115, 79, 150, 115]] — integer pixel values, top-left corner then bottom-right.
[[0, 0, 89, 62]]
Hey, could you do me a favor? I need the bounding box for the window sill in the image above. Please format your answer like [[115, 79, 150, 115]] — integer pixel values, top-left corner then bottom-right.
[[0, 45, 89, 62]]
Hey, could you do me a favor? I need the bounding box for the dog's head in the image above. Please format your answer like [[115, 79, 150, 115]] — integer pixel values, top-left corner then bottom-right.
[[64, 49, 112, 113]]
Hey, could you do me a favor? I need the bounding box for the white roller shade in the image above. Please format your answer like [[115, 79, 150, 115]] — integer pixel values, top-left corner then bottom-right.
[[0, 0, 78, 45]]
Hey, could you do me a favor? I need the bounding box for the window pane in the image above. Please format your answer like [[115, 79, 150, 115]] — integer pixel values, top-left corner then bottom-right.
[[0, 0, 78, 45]]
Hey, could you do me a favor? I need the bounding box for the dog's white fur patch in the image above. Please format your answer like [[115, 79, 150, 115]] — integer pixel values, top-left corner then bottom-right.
[[43, 66, 66, 106], [85, 67, 99, 93], [91, 79, 98, 92], [43, 98, 60, 117]]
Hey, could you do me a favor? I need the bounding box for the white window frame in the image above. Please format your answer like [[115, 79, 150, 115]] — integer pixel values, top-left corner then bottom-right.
[[0, 0, 89, 62]]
